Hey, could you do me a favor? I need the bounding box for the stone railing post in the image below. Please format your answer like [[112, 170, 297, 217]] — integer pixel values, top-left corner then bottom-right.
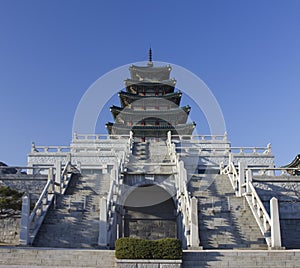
[[77, 161, 81, 172], [167, 131, 171, 144], [55, 160, 62, 194], [48, 168, 54, 193], [98, 197, 108, 247], [19, 193, 30, 246], [238, 162, 245, 197], [246, 169, 252, 194], [270, 197, 282, 249], [190, 197, 201, 249], [66, 154, 72, 172]]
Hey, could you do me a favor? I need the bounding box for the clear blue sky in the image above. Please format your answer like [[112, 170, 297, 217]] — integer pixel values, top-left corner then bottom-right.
[[0, 1, 300, 166]]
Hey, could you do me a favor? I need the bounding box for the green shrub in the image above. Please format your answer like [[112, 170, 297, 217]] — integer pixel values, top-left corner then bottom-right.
[[115, 237, 182, 259]]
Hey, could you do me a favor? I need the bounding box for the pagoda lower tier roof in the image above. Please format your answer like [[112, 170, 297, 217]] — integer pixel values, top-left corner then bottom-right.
[[119, 91, 182, 107], [125, 79, 176, 87], [281, 154, 300, 175], [110, 105, 191, 121], [106, 122, 195, 136]]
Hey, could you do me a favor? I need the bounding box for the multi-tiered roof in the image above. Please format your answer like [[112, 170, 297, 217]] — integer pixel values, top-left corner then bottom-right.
[[106, 50, 195, 140]]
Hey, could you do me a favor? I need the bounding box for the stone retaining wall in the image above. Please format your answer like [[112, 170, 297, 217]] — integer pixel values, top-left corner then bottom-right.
[[0, 217, 20, 245], [183, 250, 300, 268]]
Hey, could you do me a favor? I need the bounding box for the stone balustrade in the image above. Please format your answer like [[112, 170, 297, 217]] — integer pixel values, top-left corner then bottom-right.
[[172, 134, 227, 142], [73, 133, 130, 141], [174, 145, 271, 156], [0, 166, 52, 176], [168, 136, 200, 249], [31, 143, 70, 153], [100, 139, 131, 248]]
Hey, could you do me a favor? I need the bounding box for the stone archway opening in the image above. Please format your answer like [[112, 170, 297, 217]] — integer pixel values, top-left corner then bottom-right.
[[123, 184, 177, 240]]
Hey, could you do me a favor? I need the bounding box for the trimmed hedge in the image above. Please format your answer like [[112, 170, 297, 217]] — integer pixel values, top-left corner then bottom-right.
[[115, 238, 182, 259]]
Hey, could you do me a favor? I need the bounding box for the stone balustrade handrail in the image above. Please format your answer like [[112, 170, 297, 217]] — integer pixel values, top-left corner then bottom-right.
[[174, 146, 271, 155], [0, 166, 54, 176], [73, 133, 130, 140], [221, 161, 283, 248], [245, 182, 272, 247], [248, 167, 299, 175], [20, 158, 77, 246], [104, 134, 133, 248], [166, 131, 200, 248], [171, 134, 227, 141], [221, 161, 238, 190], [31, 145, 70, 153], [231, 146, 272, 154]]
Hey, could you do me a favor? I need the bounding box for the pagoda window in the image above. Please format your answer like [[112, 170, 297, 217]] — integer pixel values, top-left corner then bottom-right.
[[155, 120, 159, 126], [141, 121, 145, 126]]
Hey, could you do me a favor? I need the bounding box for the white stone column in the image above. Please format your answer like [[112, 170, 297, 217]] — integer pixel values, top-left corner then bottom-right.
[[98, 197, 108, 247], [270, 197, 282, 249], [190, 197, 201, 249], [19, 194, 30, 245]]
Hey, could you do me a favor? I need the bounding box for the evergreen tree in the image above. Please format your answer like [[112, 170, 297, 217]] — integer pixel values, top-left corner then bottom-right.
[[0, 186, 23, 218]]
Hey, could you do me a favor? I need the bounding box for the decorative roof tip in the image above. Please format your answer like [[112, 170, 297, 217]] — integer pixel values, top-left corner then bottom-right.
[[148, 47, 153, 66]]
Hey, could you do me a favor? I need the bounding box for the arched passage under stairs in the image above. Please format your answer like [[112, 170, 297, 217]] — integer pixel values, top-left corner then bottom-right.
[[123, 184, 177, 240]]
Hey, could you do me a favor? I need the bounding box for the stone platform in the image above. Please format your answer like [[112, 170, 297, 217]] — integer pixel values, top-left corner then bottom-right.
[[1, 247, 300, 268]]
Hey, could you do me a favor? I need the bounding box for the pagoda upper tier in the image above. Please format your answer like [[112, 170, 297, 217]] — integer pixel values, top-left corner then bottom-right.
[[129, 64, 172, 81], [119, 91, 182, 107], [106, 57, 195, 140]]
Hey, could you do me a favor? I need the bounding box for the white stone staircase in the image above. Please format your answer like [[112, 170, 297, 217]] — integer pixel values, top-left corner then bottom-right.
[[126, 141, 173, 174], [33, 173, 111, 248], [191, 174, 267, 249]]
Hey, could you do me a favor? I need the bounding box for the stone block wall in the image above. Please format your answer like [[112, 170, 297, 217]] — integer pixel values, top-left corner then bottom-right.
[[0, 216, 20, 244]]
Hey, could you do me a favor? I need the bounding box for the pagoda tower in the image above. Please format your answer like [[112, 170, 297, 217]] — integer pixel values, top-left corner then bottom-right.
[[106, 49, 195, 141]]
